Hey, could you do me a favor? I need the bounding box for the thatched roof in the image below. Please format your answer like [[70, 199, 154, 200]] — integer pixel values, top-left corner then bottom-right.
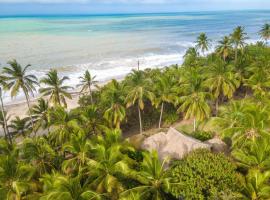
[[141, 127, 210, 161]]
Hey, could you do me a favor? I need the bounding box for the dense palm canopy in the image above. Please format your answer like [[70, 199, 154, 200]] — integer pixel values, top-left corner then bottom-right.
[[40, 69, 73, 107], [1, 26, 270, 200]]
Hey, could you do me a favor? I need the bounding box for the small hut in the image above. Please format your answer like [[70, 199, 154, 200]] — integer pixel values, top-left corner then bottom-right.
[[141, 127, 211, 161]]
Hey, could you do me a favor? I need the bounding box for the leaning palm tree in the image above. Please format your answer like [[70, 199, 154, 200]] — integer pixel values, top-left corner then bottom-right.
[[77, 70, 98, 104], [31, 98, 50, 132], [195, 33, 211, 56], [39, 69, 73, 107], [230, 26, 248, 62], [126, 70, 154, 134], [259, 23, 270, 44], [2, 59, 39, 133], [0, 77, 11, 144], [216, 36, 233, 61]]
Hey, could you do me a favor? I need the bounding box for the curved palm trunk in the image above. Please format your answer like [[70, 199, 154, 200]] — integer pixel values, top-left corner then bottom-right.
[[158, 102, 164, 129], [215, 99, 219, 116], [0, 91, 12, 144], [235, 49, 238, 63], [138, 103, 142, 134], [23, 89, 36, 136]]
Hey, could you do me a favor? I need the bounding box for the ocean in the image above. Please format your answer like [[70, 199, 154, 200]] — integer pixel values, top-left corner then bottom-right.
[[0, 10, 269, 102]]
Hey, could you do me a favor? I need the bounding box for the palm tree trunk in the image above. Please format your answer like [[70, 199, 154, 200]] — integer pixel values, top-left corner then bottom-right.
[[158, 102, 164, 129], [138, 103, 142, 134], [235, 48, 238, 63], [88, 84, 93, 104], [23, 89, 36, 136], [193, 118, 196, 132], [0, 88, 12, 144]]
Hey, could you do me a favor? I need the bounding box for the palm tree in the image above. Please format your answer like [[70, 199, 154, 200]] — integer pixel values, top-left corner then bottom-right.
[[77, 70, 98, 104], [102, 80, 126, 129], [216, 36, 233, 61], [195, 33, 211, 56], [21, 137, 56, 176], [238, 170, 270, 199], [126, 70, 154, 134], [205, 59, 240, 115], [31, 98, 50, 133], [40, 173, 103, 200], [230, 26, 248, 62], [87, 143, 133, 199], [121, 151, 172, 200], [78, 105, 103, 136], [48, 106, 80, 146], [39, 69, 73, 107], [2, 59, 39, 133], [0, 77, 12, 144], [177, 68, 211, 131], [259, 23, 270, 44], [213, 100, 270, 146], [9, 116, 31, 138], [0, 153, 37, 200], [232, 137, 270, 171], [62, 132, 92, 173], [153, 75, 176, 129]]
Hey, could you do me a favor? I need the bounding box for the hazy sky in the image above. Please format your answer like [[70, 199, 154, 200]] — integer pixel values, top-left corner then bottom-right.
[[0, 0, 270, 15]]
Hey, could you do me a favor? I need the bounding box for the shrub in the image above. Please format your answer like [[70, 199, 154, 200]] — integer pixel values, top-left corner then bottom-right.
[[192, 130, 214, 141], [168, 149, 239, 199]]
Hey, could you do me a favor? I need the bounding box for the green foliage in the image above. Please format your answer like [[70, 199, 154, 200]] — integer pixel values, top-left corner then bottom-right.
[[191, 130, 214, 141], [169, 150, 239, 199]]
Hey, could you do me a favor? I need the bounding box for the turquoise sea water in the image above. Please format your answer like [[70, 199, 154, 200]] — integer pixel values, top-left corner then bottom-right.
[[0, 10, 269, 101]]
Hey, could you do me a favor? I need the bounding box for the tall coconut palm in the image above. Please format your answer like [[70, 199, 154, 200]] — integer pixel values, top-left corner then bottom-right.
[[0, 77, 12, 144], [102, 79, 126, 129], [153, 75, 176, 129], [216, 36, 233, 61], [126, 70, 154, 134], [31, 98, 50, 133], [121, 151, 172, 200], [39, 69, 73, 107], [230, 26, 248, 62], [205, 59, 240, 115], [177, 68, 211, 131], [259, 23, 270, 44], [77, 70, 98, 104], [2, 59, 39, 133], [195, 33, 211, 56]]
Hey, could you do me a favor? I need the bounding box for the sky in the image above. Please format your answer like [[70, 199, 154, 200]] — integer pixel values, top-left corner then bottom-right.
[[0, 0, 270, 16]]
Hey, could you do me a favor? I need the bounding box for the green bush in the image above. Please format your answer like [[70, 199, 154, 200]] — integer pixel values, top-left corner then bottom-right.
[[169, 149, 239, 199], [192, 130, 214, 141]]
